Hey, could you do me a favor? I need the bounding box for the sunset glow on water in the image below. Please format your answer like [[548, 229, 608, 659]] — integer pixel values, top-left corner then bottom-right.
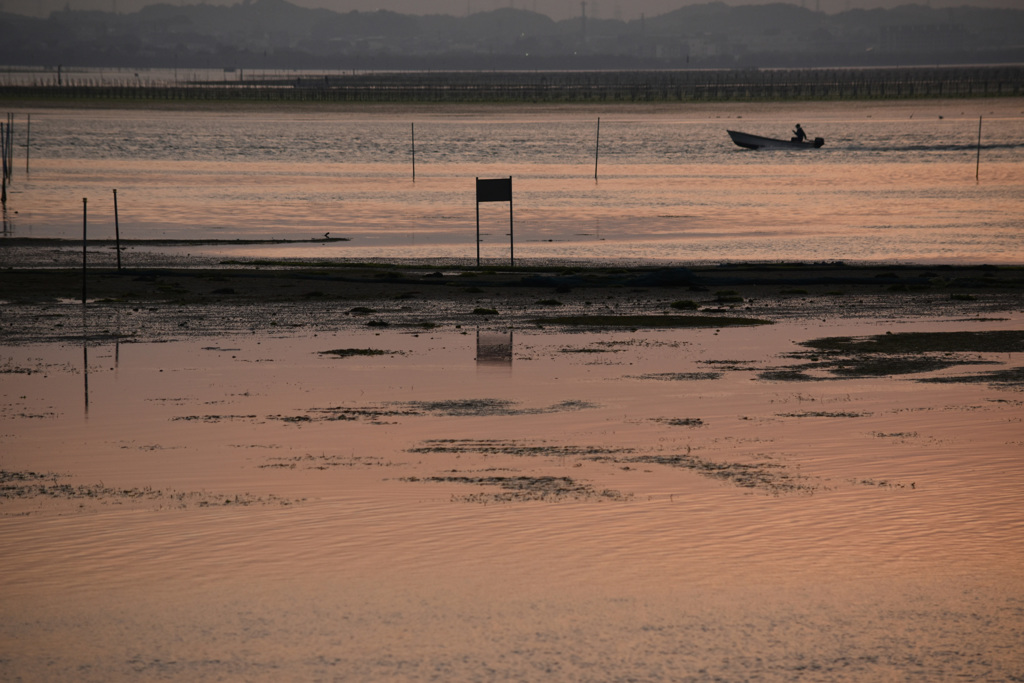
[[4, 99, 1023, 264], [3, 308, 1023, 680], [2, 99, 1023, 681]]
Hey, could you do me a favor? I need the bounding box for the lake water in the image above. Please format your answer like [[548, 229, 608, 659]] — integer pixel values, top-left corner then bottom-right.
[[3, 98, 1023, 264], [2, 97, 1024, 680], [3, 309, 1023, 680]]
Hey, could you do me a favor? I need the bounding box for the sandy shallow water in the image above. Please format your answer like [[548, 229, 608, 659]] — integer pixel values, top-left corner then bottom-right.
[[2, 262, 1023, 681]]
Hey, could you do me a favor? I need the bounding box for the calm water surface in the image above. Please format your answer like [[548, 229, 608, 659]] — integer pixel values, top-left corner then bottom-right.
[[2, 98, 1023, 681], [2, 312, 1023, 680], [3, 98, 1022, 263]]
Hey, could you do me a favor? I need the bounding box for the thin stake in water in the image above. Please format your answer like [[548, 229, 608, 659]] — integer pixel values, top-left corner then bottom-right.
[[113, 189, 122, 270], [0, 117, 8, 203], [976, 115, 982, 182], [0, 124, 5, 206], [594, 117, 601, 180], [82, 197, 88, 305]]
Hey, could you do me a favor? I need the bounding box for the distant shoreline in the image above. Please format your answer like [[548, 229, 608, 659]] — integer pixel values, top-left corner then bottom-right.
[[3, 66, 1022, 105], [0, 237, 350, 246]]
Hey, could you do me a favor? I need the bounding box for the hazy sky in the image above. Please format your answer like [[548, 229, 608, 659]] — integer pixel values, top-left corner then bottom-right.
[[5, 0, 1020, 21]]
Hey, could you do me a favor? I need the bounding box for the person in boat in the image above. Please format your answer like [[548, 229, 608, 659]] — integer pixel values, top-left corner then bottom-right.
[[792, 123, 807, 143]]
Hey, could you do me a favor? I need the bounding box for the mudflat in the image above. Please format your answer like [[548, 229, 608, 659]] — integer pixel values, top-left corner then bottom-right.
[[2, 253, 1023, 682], [2, 256, 1021, 341]]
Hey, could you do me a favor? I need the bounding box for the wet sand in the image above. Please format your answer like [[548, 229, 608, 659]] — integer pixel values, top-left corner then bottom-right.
[[2, 254, 1023, 681]]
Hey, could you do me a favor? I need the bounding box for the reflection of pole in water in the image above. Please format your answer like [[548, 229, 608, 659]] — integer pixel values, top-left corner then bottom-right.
[[6, 113, 12, 183], [976, 115, 983, 182], [82, 308, 90, 416], [115, 305, 121, 370], [113, 189, 122, 270], [83, 343, 90, 416], [1, 120, 6, 206], [476, 329, 513, 364]]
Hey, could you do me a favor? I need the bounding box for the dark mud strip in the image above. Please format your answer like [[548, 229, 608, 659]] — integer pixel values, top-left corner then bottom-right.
[[402, 475, 631, 503], [761, 330, 1024, 382], [776, 411, 870, 418], [259, 454, 398, 470], [1, 470, 297, 513], [318, 348, 402, 358], [651, 417, 705, 427], [407, 439, 634, 457], [801, 330, 1024, 355], [631, 372, 724, 381], [617, 453, 819, 495], [266, 399, 600, 424], [921, 366, 1024, 387], [532, 315, 772, 329]]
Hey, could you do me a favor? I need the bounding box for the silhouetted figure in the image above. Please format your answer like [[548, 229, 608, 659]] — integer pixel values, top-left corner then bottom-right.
[[792, 123, 807, 143]]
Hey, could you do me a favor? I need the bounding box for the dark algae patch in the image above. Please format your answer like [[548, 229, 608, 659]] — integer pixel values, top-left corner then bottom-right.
[[762, 330, 1023, 381], [800, 330, 1024, 355], [398, 398, 596, 417], [654, 417, 705, 427], [776, 411, 870, 418], [318, 348, 401, 358], [617, 452, 817, 495], [408, 439, 633, 457], [921, 366, 1024, 387], [265, 398, 598, 424], [259, 453, 397, 470], [632, 372, 723, 381], [1, 470, 295, 512], [402, 475, 630, 503]]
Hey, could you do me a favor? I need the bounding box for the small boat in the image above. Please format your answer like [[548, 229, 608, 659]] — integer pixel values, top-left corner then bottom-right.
[[727, 130, 825, 150]]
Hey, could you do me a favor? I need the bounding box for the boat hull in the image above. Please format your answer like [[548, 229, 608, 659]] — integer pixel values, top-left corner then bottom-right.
[[727, 130, 825, 150]]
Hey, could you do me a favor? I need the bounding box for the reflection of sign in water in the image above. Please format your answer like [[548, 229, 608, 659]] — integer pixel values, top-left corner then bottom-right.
[[475, 176, 513, 267], [476, 330, 513, 364]]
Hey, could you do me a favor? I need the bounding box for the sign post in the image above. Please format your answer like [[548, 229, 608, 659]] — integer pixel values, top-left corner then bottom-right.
[[475, 177, 513, 267]]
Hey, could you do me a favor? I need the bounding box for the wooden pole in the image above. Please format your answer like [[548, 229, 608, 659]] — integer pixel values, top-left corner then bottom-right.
[[113, 189, 121, 270], [975, 115, 982, 182], [1, 122, 6, 206], [25, 114, 30, 175], [508, 176, 514, 268], [594, 117, 600, 180], [5, 114, 12, 182], [411, 122, 416, 181], [82, 197, 88, 305], [475, 177, 480, 267], [1, 121, 7, 188]]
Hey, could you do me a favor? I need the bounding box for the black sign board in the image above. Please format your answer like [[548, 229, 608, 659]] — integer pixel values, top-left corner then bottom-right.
[[476, 177, 512, 203]]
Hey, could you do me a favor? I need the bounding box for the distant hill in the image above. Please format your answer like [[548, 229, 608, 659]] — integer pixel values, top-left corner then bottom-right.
[[1, 0, 1022, 69]]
